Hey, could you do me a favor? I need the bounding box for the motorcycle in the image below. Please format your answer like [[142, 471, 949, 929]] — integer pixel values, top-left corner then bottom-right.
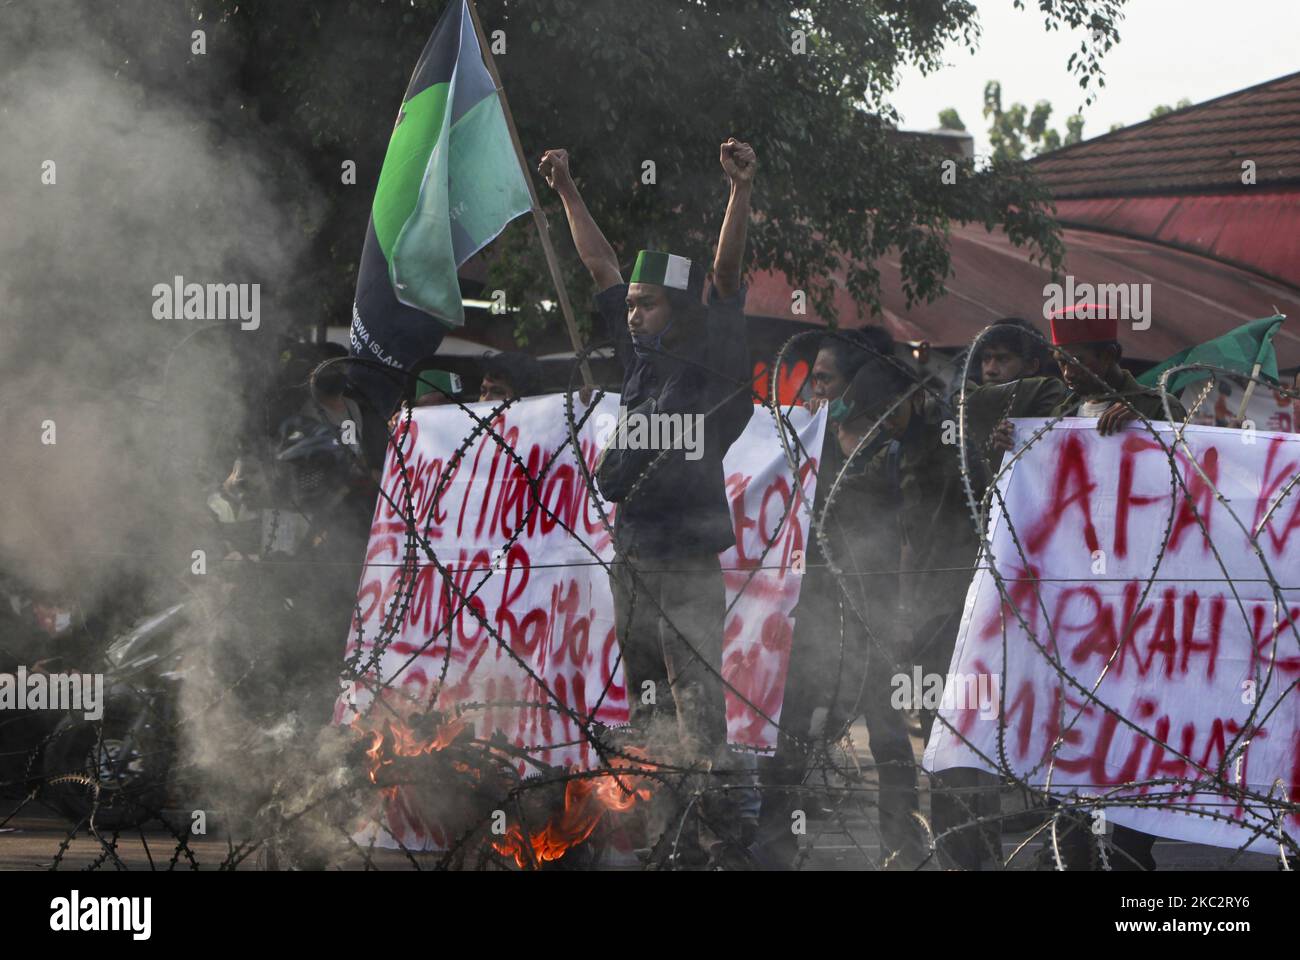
[[40, 603, 188, 832], [39, 414, 364, 831]]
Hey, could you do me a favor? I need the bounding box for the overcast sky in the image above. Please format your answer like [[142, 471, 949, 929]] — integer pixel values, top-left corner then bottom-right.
[[889, 0, 1300, 159]]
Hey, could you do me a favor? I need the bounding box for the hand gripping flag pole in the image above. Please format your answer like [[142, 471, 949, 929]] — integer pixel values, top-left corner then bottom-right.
[[465, 0, 595, 393]]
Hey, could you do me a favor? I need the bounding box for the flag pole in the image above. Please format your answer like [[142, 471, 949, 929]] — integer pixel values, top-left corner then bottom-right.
[[1235, 362, 1262, 422], [465, 0, 595, 392], [1235, 313, 1287, 421]]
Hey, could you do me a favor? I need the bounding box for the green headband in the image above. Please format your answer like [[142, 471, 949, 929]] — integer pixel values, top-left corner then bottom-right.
[[630, 250, 692, 291]]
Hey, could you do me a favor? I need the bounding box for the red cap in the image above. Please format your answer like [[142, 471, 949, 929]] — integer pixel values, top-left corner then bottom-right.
[[1049, 303, 1118, 346]]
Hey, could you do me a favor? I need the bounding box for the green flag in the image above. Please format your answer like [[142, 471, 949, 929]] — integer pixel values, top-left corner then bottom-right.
[[1136, 315, 1285, 396], [375, 0, 531, 326]]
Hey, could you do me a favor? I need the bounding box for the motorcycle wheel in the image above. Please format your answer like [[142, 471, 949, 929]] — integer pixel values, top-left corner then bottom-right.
[[41, 707, 172, 832]]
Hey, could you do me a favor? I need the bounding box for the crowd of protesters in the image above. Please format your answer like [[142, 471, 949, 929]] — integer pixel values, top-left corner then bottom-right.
[[281, 134, 1191, 871], [0, 131, 1222, 870], [529, 136, 1201, 870], [769, 307, 1187, 871]]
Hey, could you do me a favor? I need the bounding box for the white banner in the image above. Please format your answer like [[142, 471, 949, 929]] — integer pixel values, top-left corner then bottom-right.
[[339, 393, 824, 773], [925, 419, 1300, 853]]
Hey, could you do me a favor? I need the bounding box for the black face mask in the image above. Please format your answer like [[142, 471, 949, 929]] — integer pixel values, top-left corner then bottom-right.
[[631, 317, 675, 361]]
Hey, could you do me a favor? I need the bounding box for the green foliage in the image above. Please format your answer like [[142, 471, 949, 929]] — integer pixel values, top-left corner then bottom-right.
[[984, 80, 1084, 161], [1149, 97, 1192, 119], [1011, 0, 1127, 104], [189, 0, 1126, 339], [938, 107, 966, 131]]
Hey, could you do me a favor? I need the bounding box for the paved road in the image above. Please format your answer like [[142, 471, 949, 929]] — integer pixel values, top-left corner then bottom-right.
[[0, 719, 1283, 871], [0, 810, 1279, 871]]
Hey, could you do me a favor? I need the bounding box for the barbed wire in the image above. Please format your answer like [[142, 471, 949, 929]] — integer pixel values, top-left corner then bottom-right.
[[5, 313, 1299, 872]]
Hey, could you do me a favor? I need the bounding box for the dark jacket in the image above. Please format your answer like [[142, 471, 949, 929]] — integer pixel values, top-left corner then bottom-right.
[[876, 380, 1069, 630], [962, 370, 1185, 428], [1050, 368, 1188, 421], [885, 398, 982, 626], [801, 430, 897, 591], [792, 428, 904, 653], [594, 283, 751, 557]]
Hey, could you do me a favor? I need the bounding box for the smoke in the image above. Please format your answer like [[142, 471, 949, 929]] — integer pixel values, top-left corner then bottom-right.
[[0, 0, 362, 862], [0, 1, 309, 592], [0, 2, 822, 869]]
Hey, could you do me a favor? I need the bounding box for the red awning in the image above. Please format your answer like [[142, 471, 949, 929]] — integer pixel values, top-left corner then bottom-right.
[[744, 223, 1300, 368], [1053, 189, 1300, 292]]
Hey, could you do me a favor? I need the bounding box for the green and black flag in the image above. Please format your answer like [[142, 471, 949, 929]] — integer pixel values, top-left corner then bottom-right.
[[349, 0, 531, 411]]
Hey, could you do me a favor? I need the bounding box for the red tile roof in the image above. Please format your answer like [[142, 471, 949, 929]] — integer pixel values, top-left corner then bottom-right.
[[1031, 71, 1300, 198]]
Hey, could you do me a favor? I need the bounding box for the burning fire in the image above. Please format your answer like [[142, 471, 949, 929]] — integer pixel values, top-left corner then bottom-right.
[[492, 751, 656, 869], [351, 710, 655, 868], [354, 712, 469, 785], [350, 708, 492, 851]]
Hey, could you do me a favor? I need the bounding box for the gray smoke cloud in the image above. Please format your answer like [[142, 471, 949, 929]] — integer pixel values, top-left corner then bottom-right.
[[0, 1, 313, 593], [0, 0, 360, 863]]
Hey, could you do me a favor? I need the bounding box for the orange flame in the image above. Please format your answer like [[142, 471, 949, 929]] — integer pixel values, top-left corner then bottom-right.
[[353, 713, 469, 785], [492, 751, 656, 869]]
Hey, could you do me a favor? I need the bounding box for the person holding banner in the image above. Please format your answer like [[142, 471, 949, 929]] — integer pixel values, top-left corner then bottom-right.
[[478, 351, 542, 403], [985, 305, 1189, 454], [831, 340, 1077, 868], [1048, 303, 1188, 427], [540, 139, 758, 865], [756, 328, 927, 870], [829, 355, 1002, 868], [1037, 304, 1187, 870], [958, 306, 1189, 869]]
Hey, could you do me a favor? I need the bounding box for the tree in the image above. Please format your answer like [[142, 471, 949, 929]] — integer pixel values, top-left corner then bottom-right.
[[190, 0, 1126, 341], [938, 108, 966, 132], [1150, 97, 1192, 119], [984, 80, 1084, 161]]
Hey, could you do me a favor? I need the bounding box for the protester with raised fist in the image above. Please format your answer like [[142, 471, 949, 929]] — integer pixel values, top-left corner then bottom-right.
[[542, 139, 757, 866]]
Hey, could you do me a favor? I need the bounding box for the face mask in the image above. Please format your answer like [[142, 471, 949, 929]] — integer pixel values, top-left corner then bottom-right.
[[631, 316, 675, 361], [829, 382, 869, 423]]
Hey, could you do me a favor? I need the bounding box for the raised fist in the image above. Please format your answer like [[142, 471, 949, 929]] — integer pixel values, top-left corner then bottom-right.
[[720, 138, 757, 184], [538, 148, 574, 192]]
